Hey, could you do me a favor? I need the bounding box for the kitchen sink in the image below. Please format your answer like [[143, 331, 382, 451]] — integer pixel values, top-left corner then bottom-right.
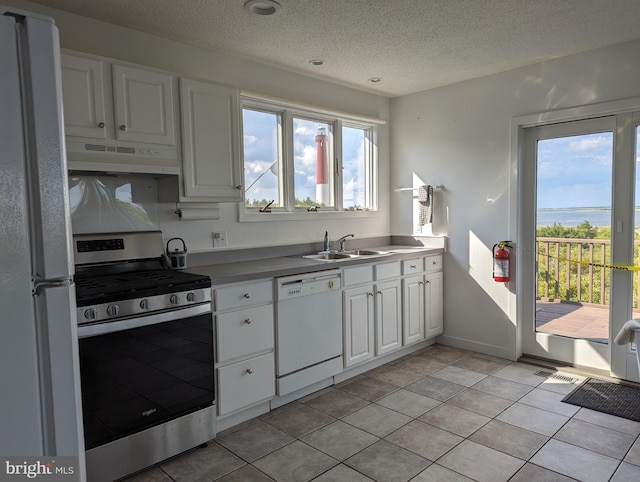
[[342, 249, 389, 256], [300, 249, 390, 262], [302, 253, 354, 261]]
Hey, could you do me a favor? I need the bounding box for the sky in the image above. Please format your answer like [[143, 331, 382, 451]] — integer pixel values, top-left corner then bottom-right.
[[536, 128, 640, 209]]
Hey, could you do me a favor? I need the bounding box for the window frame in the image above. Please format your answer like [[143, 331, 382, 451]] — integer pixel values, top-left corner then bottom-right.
[[239, 95, 380, 222]]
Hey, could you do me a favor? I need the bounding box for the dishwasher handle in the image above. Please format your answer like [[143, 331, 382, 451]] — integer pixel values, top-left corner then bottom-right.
[[277, 271, 341, 287]]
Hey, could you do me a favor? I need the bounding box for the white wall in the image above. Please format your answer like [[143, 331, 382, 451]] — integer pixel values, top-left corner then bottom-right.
[[6, 0, 392, 252], [391, 39, 640, 359]]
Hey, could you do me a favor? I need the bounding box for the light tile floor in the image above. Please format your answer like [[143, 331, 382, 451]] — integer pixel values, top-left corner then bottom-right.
[[123, 345, 640, 482]]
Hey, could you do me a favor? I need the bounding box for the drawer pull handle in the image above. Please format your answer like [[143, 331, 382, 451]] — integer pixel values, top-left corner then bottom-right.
[[246, 368, 253, 374], [432, 261, 438, 265], [419, 281, 425, 286], [244, 318, 252, 324], [410, 264, 417, 269], [368, 292, 374, 297], [119, 124, 127, 131], [244, 293, 251, 299], [98, 122, 105, 128], [377, 290, 382, 295]]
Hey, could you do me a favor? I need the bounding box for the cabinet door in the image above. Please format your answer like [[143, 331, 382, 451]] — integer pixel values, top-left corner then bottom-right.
[[180, 78, 242, 201], [61, 54, 106, 139], [425, 271, 444, 338], [112, 64, 175, 145], [343, 285, 374, 367], [402, 275, 425, 345], [375, 279, 402, 356]]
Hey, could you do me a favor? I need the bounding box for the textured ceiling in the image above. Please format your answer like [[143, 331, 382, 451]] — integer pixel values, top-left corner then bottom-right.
[[27, 0, 640, 97]]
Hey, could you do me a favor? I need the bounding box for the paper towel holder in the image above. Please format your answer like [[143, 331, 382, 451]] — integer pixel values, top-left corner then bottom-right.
[[174, 202, 221, 220]]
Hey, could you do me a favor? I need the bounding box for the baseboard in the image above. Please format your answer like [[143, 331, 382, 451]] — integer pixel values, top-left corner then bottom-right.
[[436, 334, 516, 361]]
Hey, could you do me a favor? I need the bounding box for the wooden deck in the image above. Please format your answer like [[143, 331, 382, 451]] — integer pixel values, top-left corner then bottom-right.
[[535, 301, 609, 344]]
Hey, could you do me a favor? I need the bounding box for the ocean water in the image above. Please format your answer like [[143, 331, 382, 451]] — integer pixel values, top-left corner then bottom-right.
[[537, 208, 640, 227]]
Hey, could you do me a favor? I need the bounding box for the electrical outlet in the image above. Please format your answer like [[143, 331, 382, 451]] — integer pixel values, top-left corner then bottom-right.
[[212, 231, 227, 248]]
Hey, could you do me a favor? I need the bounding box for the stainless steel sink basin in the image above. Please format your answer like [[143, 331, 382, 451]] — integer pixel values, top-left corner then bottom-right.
[[343, 249, 389, 256], [301, 253, 354, 261], [299, 249, 390, 262]]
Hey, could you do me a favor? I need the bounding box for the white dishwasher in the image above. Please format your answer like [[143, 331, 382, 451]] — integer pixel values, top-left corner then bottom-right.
[[275, 269, 343, 395]]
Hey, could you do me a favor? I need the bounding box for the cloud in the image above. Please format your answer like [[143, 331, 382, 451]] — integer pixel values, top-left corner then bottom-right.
[[568, 135, 612, 151]]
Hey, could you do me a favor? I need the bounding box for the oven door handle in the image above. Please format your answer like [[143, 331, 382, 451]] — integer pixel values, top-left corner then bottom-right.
[[77, 303, 212, 338]]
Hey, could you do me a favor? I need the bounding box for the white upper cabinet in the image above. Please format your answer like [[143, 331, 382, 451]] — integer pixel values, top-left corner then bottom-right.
[[61, 54, 106, 139], [112, 64, 176, 146], [179, 78, 242, 201], [61, 51, 180, 174]]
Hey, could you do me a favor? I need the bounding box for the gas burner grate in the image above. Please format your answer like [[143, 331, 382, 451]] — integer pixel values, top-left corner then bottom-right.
[[75, 269, 211, 306]]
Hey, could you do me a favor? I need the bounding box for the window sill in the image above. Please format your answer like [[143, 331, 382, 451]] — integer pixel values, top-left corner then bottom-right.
[[239, 209, 379, 223]]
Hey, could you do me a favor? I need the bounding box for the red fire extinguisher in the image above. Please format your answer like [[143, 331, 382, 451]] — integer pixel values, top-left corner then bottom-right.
[[493, 241, 512, 282]]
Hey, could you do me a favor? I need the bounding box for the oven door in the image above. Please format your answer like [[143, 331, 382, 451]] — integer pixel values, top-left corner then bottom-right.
[[77, 305, 214, 450]]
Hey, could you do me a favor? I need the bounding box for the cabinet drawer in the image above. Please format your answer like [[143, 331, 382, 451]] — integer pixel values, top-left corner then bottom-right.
[[215, 280, 272, 311], [402, 258, 424, 275], [425, 255, 443, 273], [374, 261, 401, 280], [217, 352, 275, 416], [216, 305, 274, 363], [342, 265, 373, 287]]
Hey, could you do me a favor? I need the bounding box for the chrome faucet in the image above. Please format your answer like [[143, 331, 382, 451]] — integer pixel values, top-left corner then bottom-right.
[[335, 234, 355, 252]]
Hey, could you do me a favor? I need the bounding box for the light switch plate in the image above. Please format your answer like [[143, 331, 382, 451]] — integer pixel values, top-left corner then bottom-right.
[[213, 230, 227, 248]]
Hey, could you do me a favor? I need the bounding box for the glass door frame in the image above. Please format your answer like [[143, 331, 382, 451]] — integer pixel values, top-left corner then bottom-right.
[[521, 116, 616, 371], [512, 99, 640, 380]]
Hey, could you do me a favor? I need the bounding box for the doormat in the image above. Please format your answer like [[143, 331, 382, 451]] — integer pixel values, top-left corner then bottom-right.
[[562, 378, 640, 422]]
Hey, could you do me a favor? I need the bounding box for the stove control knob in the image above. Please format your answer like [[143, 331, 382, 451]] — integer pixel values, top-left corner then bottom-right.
[[139, 299, 149, 310], [170, 294, 180, 305], [186, 292, 196, 302], [84, 308, 97, 320], [106, 304, 119, 317]]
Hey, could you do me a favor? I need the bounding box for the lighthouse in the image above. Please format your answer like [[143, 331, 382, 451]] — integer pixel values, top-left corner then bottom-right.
[[315, 126, 329, 205]]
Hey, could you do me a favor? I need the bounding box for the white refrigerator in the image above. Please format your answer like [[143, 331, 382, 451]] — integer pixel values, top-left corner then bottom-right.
[[0, 4, 85, 476]]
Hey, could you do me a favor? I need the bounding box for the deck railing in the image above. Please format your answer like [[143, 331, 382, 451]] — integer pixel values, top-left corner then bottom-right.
[[536, 237, 640, 307]]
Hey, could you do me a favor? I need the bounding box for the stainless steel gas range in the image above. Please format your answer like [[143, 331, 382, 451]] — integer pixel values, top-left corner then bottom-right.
[[73, 231, 215, 482]]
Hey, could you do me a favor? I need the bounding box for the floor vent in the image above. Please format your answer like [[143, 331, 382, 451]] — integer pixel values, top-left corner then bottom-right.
[[533, 370, 579, 383]]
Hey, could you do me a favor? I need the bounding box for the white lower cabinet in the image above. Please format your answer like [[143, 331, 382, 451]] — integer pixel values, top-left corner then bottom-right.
[[214, 279, 275, 417], [402, 274, 425, 345], [401, 255, 444, 345], [425, 271, 444, 338], [343, 284, 375, 367], [375, 279, 402, 356], [343, 261, 402, 367]]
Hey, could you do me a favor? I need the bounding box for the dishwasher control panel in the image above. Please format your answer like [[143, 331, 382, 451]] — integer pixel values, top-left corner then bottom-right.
[[275, 269, 342, 300]]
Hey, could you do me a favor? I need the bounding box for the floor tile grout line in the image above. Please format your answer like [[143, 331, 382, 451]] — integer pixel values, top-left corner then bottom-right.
[[139, 348, 640, 482]]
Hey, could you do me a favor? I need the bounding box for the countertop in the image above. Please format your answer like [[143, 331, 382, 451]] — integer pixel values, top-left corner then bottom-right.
[[187, 245, 444, 285]]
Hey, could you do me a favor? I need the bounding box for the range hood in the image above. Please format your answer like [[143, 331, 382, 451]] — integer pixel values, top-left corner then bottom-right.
[[65, 138, 180, 175]]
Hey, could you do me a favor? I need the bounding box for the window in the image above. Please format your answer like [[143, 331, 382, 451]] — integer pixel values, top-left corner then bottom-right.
[[342, 125, 372, 211], [241, 97, 378, 218], [243, 109, 282, 209]]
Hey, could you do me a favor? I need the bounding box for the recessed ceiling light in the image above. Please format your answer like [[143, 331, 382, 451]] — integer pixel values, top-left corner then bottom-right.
[[309, 59, 325, 66], [368, 77, 383, 83], [244, 0, 282, 16]]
